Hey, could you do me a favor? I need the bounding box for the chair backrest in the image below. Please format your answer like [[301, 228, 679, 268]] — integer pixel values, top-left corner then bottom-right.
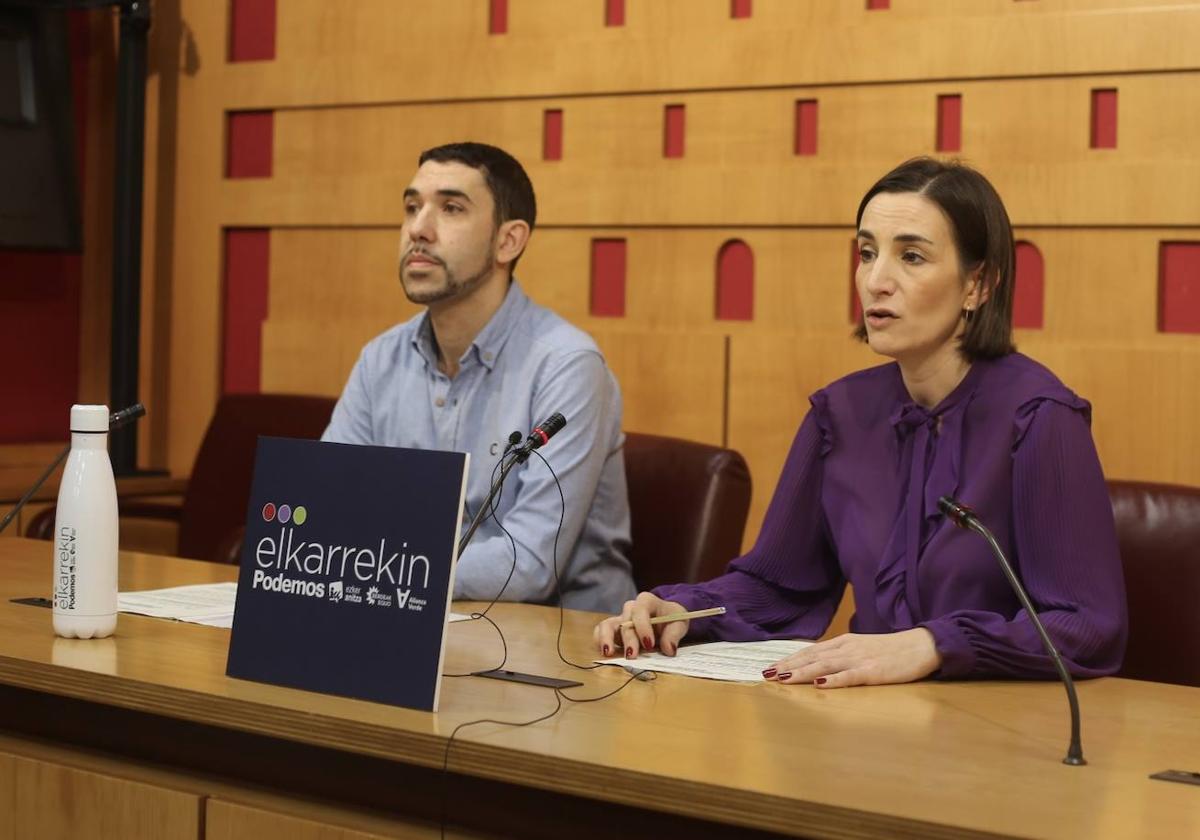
[[622, 432, 752, 591], [1108, 479, 1200, 687], [179, 394, 337, 563]]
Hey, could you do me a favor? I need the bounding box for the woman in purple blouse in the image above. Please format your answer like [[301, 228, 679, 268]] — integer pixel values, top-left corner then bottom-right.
[[595, 158, 1128, 687]]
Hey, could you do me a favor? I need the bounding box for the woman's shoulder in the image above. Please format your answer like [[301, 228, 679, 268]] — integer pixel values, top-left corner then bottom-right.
[[809, 362, 902, 426], [978, 353, 1090, 414], [976, 353, 1094, 450]]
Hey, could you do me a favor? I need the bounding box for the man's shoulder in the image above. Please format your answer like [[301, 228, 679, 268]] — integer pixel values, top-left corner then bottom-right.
[[512, 295, 603, 362]]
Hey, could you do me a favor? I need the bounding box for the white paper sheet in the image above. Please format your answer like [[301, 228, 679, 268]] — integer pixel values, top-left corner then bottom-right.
[[118, 583, 470, 628], [118, 582, 239, 626], [596, 638, 815, 682]]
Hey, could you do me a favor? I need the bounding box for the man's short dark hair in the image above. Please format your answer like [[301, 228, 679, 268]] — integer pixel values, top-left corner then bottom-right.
[[853, 157, 1016, 361], [418, 142, 537, 270]]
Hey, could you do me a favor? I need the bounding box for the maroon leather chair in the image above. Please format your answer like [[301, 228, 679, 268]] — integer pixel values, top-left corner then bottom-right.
[[622, 432, 752, 591], [29, 393, 337, 564], [1108, 479, 1200, 687]]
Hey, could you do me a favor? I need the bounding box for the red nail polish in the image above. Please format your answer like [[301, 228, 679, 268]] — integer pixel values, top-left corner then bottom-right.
[[625, 647, 634, 659], [602, 644, 610, 657], [762, 668, 777, 678], [815, 677, 827, 685], [777, 672, 792, 681], [643, 635, 654, 650]]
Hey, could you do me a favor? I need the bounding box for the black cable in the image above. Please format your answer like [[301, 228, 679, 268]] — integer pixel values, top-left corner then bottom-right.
[[441, 610, 507, 679], [530, 448, 604, 672], [438, 670, 646, 840], [474, 448, 521, 617], [438, 443, 648, 839], [443, 448, 522, 677]]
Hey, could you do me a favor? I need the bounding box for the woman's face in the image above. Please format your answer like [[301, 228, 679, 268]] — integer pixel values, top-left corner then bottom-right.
[[855, 191, 983, 366]]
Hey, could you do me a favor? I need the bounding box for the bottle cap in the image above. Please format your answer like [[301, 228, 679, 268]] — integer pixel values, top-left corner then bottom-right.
[[70, 404, 110, 433]]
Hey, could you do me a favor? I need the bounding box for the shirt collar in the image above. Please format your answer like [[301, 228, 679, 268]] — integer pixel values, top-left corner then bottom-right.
[[468, 279, 527, 371], [410, 279, 529, 373]]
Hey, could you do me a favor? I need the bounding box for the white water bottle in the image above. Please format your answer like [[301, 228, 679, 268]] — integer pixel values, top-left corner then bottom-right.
[[52, 405, 118, 639]]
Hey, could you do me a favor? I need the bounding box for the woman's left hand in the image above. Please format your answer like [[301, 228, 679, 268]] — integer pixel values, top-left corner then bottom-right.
[[763, 628, 942, 688]]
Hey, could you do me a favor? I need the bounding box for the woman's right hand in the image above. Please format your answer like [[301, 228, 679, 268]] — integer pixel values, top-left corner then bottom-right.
[[594, 592, 690, 659]]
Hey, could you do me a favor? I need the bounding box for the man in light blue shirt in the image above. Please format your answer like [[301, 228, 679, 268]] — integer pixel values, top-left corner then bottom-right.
[[323, 142, 635, 613]]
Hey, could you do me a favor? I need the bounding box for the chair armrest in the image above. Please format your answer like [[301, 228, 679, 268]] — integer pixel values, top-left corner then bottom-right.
[[24, 501, 185, 542], [116, 501, 185, 522], [213, 525, 246, 565], [24, 506, 57, 540]]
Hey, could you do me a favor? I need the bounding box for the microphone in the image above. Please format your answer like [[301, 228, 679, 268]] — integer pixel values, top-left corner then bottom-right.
[[0, 403, 146, 536], [457, 413, 567, 556], [108, 402, 146, 430], [938, 495, 1086, 766], [513, 412, 566, 463]]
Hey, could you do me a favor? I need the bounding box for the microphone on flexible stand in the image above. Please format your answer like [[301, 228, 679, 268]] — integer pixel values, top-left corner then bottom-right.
[[0, 403, 146, 536], [512, 412, 566, 464], [938, 495, 1086, 766], [457, 413, 567, 556]]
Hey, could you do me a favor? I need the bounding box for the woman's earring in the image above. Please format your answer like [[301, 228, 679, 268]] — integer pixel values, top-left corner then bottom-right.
[[963, 306, 975, 323]]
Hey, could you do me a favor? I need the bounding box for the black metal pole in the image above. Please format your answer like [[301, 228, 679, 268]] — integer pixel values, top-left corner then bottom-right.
[[108, 0, 150, 475]]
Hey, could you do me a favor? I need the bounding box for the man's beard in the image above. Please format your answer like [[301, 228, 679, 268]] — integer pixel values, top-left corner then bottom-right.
[[398, 243, 494, 306]]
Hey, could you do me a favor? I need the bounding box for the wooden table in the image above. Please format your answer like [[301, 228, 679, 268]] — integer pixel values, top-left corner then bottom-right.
[[1, 538, 1198, 839]]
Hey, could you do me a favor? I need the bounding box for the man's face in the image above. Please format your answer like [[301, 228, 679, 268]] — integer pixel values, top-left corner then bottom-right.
[[398, 161, 498, 305]]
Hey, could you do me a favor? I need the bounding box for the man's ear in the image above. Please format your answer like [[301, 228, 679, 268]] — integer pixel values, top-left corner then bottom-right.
[[495, 219, 531, 267]]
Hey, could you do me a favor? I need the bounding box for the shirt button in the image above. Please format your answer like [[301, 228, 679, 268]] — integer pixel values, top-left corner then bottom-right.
[[483, 352, 493, 362], [434, 397, 446, 408]]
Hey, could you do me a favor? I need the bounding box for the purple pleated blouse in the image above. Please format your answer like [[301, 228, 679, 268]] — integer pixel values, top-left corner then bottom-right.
[[655, 353, 1128, 679]]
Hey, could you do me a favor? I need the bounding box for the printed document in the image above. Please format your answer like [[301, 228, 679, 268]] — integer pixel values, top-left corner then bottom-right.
[[119, 583, 470, 629], [119, 582, 240, 628], [597, 639, 814, 682]]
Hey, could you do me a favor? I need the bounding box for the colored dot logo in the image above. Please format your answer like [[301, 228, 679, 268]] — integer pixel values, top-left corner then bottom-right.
[[261, 503, 307, 525]]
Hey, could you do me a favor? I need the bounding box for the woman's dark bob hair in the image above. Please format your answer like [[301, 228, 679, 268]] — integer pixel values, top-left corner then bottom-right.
[[853, 157, 1016, 361]]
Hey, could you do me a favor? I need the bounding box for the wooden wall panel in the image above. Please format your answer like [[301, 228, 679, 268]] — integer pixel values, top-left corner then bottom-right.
[[155, 0, 1200, 553], [206, 798, 431, 840], [1012, 228, 1200, 341], [255, 227, 863, 416], [220, 2, 1200, 108], [266, 229, 418, 327], [254, 220, 1200, 529], [1018, 340, 1200, 487], [0, 752, 12, 839], [589, 330, 726, 446], [0, 750, 201, 839], [205, 793, 490, 839], [259, 230, 417, 395], [223, 73, 1200, 228], [162, 5, 237, 474], [531, 229, 864, 333], [727, 334, 879, 545]]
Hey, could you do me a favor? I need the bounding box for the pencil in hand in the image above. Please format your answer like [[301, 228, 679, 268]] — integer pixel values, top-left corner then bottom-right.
[[619, 606, 725, 629]]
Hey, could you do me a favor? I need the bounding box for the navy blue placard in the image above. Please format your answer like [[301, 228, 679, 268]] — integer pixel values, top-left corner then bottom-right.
[[226, 437, 468, 712]]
